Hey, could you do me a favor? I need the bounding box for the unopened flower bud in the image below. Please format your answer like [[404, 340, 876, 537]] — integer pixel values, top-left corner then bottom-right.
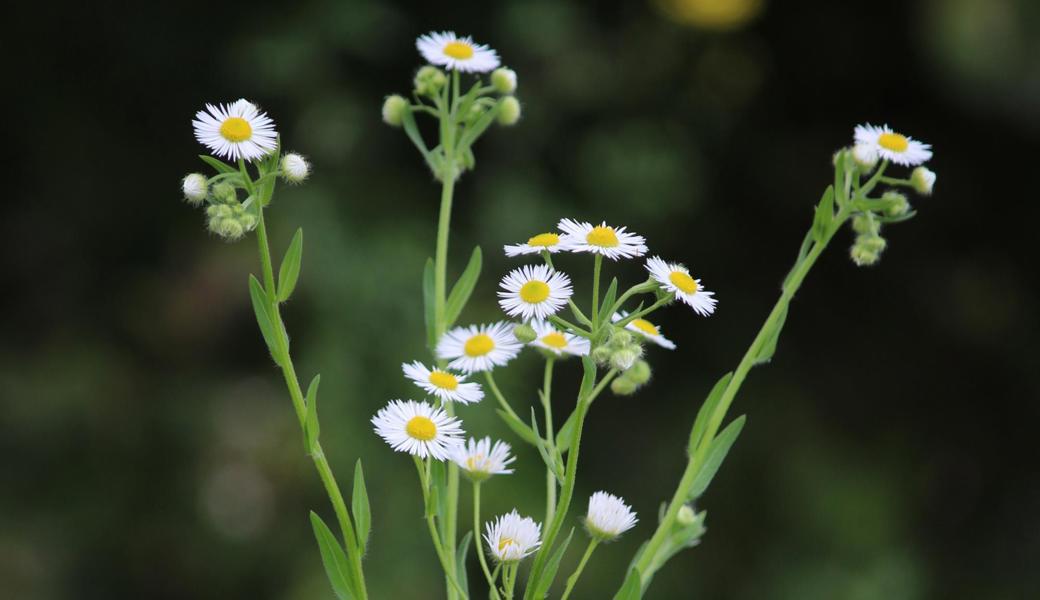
[[414, 66, 447, 96], [611, 347, 641, 372], [491, 68, 517, 94], [513, 323, 537, 344], [210, 217, 245, 241], [611, 376, 638, 396], [851, 214, 880, 235], [910, 166, 936, 196], [281, 153, 310, 183], [850, 244, 880, 266], [497, 96, 521, 126], [852, 144, 879, 170], [382, 95, 408, 127], [212, 182, 236, 203], [881, 191, 910, 217], [627, 360, 652, 385], [238, 213, 258, 231], [857, 233, 887, 253], [677, 504, 697, 526], [181, 173, 208, 205], [609, 329, 634, 348], [591, 345, 612, 365]]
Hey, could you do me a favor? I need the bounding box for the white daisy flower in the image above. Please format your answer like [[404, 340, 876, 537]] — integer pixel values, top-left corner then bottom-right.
[[585, 491, 638, 541], [402, 361, 484, 405], [498, 265, 573, 321], [530, 321, 591, 357], [437, 322, 523, 373], [612, 312, 676, 349], [503, 232, 572, 257], [371, 399, 464, 460], [450, 437, 514, 482], [484, 510, 541, 563], [853, 124, 932, 167], [558, 219, 648, 261], [193, 99, 278, 162], [416, 31, 500, 73], [645, 256, 717, 316]]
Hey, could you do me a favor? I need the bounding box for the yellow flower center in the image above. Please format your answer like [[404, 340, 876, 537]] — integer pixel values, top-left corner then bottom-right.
[[669, 271, 699, 294], [519, 280, 551, 303], [443, 41, 474, 59], [405, 416, 437, 441], [541, 332, 568, 349], [466, 454, 485, 471], [498, 537, 515, 552], [586, 226, 619, 247], [428, 370, 458, 390], [877, 132, 909, 153], [631, 318, 660, 336], [464, 333, 495, 357], [219, 117, 252, 142], [527, 233, 560, 247]]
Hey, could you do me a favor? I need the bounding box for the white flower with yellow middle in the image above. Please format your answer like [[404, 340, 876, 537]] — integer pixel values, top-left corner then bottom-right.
[[612, 311, 676, 349], [645, 256, 717, 316], [416, 31, 500, 73], [498, 265, 573, 321], [585, 491, 638, 541], [558, 218, 648, 261], [437, 322, 523, 373], [402, 361, 484, 405], [529, 321, 590, 357], [503, 232, 573, 257], [484, 510, 541, 563], [371, 399, 464, 460], [193, 99, 278, 162], [451, 437, 515, 482], [853, 123, 932, 166]]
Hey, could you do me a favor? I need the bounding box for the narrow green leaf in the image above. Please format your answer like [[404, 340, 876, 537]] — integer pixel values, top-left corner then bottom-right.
[[248, 275, 282, 365], [305, 375, 321, 451], [456, 98, 504, 153], [532, 529, 574, 598], [444, 246, 482, 327], [555, 410, 577, 453], [687, 372, 733, 454], [782, 229, 815, 289], [455, 531, 473, 597], [578, 356, 597, 401], [496, 409, 540, 446], [753, 304, 788, 365], [199, 154, 236, 174], [530, 409, 564, 482], [812, 185, 836, 242], [430, 460, 448, 524], [600, 278, 619, 326], [613, 568, 643, 600], [422, 258, 436, 349], [352, 459, 371, 551], [688, 415, 746, 500], [277, 228, 303, 303], [310, 511, 357, 600]]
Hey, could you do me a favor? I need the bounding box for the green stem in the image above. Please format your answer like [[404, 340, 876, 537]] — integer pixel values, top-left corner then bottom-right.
[[591, 254, 603, 326], [485, 371, 522, 423], [560, 539, 599, 600], [632, 203, 852, 583], [414, 457, 469, 600], [474, 482, 503, 600], [542, 359, 556, 524], [614, 295, 673, 328]]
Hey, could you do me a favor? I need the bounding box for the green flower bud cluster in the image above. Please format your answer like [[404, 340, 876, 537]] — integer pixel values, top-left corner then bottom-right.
[[850, 211, 887, 267], [591, 327, 653, 395], [513, 323, 537, 344], [203, 182, 257, 242], [414, 66, 448, 97]]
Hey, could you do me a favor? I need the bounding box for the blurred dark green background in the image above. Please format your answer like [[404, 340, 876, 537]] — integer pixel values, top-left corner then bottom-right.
[[4, 0, 1039, 598]]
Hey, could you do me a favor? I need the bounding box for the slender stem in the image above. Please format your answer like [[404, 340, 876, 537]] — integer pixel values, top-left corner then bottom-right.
[[473, 482, 503, 600], [485, 371, 522, 423], [614, 295, 673, 329], [542, 359, 556, 524], [585, 369, 618, 406], [504, 563, 518, 599], [608, 279, 655, 318], [414, 457, 469, 600], [560, 539, 599, 600], [591, 254, 603, 326]]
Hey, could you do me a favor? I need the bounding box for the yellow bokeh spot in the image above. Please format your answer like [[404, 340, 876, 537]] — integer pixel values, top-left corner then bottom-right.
[[520, 280, 551, 303], [443, 41, 474, 59], [877, 132, 909, 153], [464, 334, 495, 357], [669, 271, 699, 294], [498, 536, 515, 552], [655, 0, 763, 30], [586, 226, 619, 248], [631, 319, 660, 336], [429, 370, 458, 391], [219, 117, 252, 142], [541, 332, 568, 349], [527, 233, 560, 247], [405, 416, 437, 441]]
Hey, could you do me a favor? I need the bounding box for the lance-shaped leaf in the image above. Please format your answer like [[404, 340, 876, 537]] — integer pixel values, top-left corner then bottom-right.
[[304, 374, 320, 451], [199, 154, 236, 174], [248, 275, 282, 365], [531, 529, 574, 599], [455, 531, 473, 597], [753, 304, 788, 365], [277, 228, 303, 303], [613, 568, 643, 600], [496, 408, 540, 447], [812, 185, 835, 243], [688, 415, 746, 500], [687, 372, 733, 455], [600, 277, 619, 327], [352, 459, 371, 551], [444, 246, 482, 328], [310, 511, 357, 600]]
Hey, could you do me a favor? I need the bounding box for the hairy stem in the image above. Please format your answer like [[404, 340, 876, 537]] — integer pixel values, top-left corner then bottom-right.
[[560, 539, 598, 600]]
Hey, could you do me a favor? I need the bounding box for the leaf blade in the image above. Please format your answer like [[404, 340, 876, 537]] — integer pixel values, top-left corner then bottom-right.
[[277, 228, 303, 302], [688, 415, 746, 500], [309, 511, 357, 600], [444, 246, 482, 327], [352, 459, 371, 551]]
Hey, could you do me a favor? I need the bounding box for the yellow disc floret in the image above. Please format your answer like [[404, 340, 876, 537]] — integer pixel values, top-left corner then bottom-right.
[[631, 319, 660, 336], [541, 332, 568, 349], [527, 233, 560, 247], [877, 132, 909, 153], [219, 117, 252, 142], [669, 271, 699, 294], [428, 370, 459, 390], [498, 536, 515, 552], [586, 226, 619, 247], [520, 280, 551, 303], [443, 41, 474, 59], [464, 333, 495, 357], [405, 415, 437, 441]]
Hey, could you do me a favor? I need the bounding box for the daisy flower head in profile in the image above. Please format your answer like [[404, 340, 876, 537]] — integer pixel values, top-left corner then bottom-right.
[[371, 399, 464, 460], [451, 437, 514, 482], [558, 219, 648, 261], [484, 510, 541, 563], [437, 322, 523, 373], [402, 361, 483, 405], [529, 320, 591, 357], [416, 31, 500, 73], [645, 256, 717, 317], [612, 311, 676, 350], [193, 99, 278, 162], [503, 232, 573, 257], [584, 491, 638, 542], [498, 264, 573, 321], [853, 123, 932, 167]]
